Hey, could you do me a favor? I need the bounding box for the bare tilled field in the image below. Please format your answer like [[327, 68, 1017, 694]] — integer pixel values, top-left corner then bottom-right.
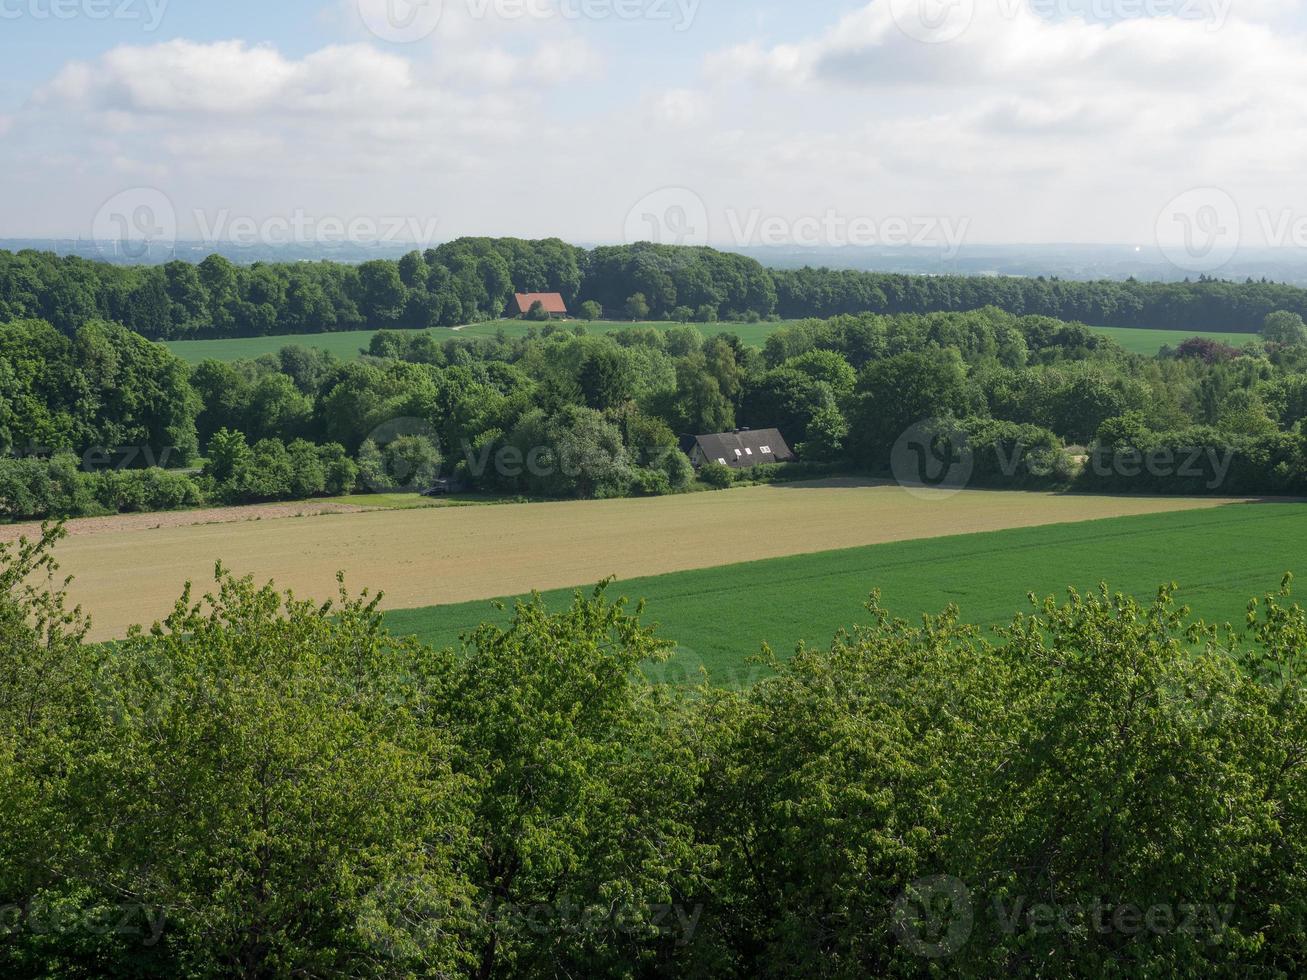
[[22, 479, 1256, 641], [0, 501, 367, 543]]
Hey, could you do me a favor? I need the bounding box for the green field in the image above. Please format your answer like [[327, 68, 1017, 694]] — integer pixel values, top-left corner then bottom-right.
[[163, 320, 1266, 364], [163, 319, 798, 364], [384, 502, 1307, 685], [1092, 326, 1259, 355]]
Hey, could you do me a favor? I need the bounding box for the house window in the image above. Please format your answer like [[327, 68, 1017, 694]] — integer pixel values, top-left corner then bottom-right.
[[745, 448, 753, 456], [760, 445, 772, 454], [717, 458, 727, 465], [734, 449, 743, 458]]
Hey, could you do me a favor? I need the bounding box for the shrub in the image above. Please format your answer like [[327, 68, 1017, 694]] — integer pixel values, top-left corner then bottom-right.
[[699, 461, 735, 489], [630, 468, 672, 496]]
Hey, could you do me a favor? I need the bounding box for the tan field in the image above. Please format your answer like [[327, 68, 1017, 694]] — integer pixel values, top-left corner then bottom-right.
[[8, 479, 1258, 641]]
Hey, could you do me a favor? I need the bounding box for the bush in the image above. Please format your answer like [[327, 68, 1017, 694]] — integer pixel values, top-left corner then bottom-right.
[[699, 461, 735, 489], [89, 468, 205, 513], [631, 468, 672, 496]]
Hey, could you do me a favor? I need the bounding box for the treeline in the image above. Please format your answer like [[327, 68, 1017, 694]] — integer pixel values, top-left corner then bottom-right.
[[3, 240, 1307, 340], [772, 267, 1307, 331], [4, 527, 1307, 977], [0, 242, 771, 341], [6, 306, 1307, 521]]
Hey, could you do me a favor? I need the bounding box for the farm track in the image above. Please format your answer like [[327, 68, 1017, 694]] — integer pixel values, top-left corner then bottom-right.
[[29, 479, 1255, 642]]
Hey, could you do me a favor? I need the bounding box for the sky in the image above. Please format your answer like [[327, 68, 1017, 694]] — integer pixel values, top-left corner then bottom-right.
[[0, 0, 1305, 260]]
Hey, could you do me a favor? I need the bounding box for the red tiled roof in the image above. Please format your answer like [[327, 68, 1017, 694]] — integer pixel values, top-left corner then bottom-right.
[[509, 292, 568, 315]]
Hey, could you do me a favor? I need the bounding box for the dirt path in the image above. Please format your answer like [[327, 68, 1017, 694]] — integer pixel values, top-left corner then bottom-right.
[[23, 479, 1262, 642]]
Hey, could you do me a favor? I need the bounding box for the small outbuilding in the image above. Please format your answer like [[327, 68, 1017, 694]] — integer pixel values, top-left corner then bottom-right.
[[686, 428, 797, 470], [506, 292, 568, 318]]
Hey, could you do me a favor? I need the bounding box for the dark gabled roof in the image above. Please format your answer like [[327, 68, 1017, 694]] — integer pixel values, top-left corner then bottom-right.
[[691, 429, 796, 468]]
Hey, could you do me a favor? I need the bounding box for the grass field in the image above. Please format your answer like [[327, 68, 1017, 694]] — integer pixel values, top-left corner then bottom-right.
[[162, 319, 798, 363], [385, 503, 1307, 685], [1092, 326, 1259, 355], [23, 480, 1250, 642], [163, 320, 1265, 363]]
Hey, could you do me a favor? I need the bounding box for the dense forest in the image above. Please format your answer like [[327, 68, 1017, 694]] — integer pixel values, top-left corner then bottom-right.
[[3, 524, 1307, 977], [3, 240, 1307, 339]]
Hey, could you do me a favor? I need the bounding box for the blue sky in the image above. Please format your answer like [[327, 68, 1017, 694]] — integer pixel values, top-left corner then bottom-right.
[[0, 0, 1303, 256]]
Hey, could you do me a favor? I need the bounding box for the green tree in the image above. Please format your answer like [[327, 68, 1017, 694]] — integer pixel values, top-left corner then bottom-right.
[[444, 587, 707, 977], [847, 348, 973, 464], [797, 406, 849, 462], [1263, 310, 1307, 346], [624, 292, 651, 321]]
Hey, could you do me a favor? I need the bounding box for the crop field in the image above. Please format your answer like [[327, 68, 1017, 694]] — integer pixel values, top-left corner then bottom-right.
[[1092, 326, 1258, 355], [387, 502, 1307, 685], [20, 479, 1253, 642]]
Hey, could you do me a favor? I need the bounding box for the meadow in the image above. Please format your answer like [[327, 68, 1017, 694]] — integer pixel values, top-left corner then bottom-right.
[[162, 319, 799, 363], [1091, 325, 1258, 355], [385, 502, 1307, 684], [24, 480, 1248, 642], [162, 320, 1262, 363]]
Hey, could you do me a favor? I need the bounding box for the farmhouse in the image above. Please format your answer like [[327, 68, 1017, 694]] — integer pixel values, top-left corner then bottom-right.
[[686, 428, 797, 469], [506, 292, 568, 318]]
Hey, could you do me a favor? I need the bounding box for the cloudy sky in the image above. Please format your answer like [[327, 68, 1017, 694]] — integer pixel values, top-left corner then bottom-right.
[[1, 0, 1303, 251]]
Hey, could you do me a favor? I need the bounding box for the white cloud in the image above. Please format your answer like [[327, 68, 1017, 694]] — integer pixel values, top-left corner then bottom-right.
[[685, 1, 1307, 244], [44, 40, 415, 116]]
